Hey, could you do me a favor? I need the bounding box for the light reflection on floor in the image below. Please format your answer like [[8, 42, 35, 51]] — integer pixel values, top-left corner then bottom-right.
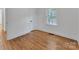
[[47, 36, 64, 50]]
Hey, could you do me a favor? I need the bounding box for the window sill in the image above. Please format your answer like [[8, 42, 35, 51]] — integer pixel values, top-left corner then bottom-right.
[[47, 23, 58, 26]]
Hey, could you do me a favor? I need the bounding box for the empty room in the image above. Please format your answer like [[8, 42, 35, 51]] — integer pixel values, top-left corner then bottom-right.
[[0, 8, 79, 50]]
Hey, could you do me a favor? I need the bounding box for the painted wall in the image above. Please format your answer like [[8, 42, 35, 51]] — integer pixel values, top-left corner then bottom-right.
[[77, 9, 79, 41], [6, 8, 36, 40], [0, 8, 6, 31], [6, 8, 79, 41], [34, 8, 78, 41], [0, 9, 2, 24]]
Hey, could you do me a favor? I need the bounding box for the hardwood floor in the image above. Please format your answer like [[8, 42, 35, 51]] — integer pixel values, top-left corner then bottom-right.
[[0, 25, 2, 36], [0, 24, 4, 49], [1, 30, 79, 50]]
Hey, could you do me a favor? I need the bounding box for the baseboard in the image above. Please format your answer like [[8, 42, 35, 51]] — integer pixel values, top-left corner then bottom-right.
[[33, 29, 76, 40], [7, 30, 32, 40]]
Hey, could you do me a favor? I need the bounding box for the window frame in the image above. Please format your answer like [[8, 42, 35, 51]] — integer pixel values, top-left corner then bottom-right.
[[47, 8, 57, 25]]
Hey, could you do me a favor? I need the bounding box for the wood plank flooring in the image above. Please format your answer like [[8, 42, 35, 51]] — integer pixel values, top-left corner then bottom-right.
[[0, 25, 2, 36], [1, 30, 79, 50], [0, 25, 5, 49]]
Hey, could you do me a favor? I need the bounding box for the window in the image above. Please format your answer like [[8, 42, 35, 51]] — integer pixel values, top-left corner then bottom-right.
[[47, 8, 57, 25]]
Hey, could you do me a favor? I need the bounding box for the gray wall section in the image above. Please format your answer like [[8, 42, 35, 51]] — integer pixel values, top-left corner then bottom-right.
[[77, 9, 79, 41], [6, 8, 36, 39], [34, 8, 78, 41]]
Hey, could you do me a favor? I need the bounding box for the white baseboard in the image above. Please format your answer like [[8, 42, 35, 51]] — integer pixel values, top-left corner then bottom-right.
[[34, 29, 76, 40], [7, 30, 32, 40]]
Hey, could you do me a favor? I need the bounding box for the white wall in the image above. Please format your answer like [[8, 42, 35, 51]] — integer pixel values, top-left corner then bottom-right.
[[0, 8, 6, 31], [77, 9, 79, 41], [34, 8, 78, 41], [0, 9, 2, 24], [6, 8, 36, 40], [6, 8, 79, 41]]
